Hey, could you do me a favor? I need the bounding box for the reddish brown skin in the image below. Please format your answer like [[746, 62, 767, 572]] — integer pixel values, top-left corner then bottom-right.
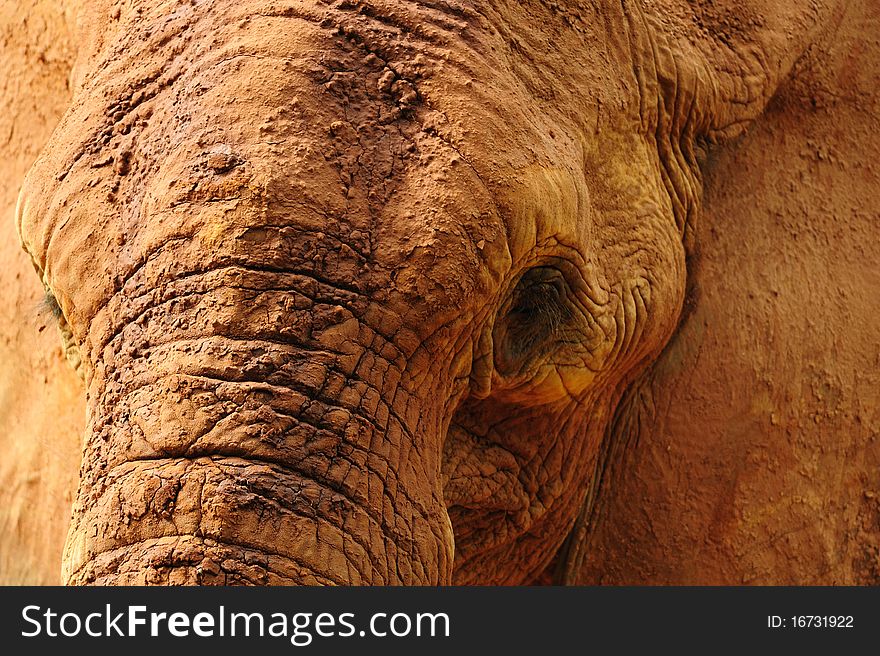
[[577, 2, 880, 585], [0, 0, 876, 585]]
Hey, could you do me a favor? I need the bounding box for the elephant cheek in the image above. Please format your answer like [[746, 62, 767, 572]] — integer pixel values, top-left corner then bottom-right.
[[60, 284, 453, 585]]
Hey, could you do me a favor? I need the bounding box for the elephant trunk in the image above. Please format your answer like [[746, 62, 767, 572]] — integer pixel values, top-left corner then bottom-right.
[[62, 266, 454, 585], [17, 0, 471, 585]]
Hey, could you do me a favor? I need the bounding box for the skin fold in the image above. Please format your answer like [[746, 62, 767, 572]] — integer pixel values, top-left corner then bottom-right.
[[1, 0, 876, 585]]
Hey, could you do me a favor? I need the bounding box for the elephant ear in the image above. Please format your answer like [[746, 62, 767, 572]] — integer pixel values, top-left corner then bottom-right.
[[669, 0, 844, 143], [553, 0, 860, 585]]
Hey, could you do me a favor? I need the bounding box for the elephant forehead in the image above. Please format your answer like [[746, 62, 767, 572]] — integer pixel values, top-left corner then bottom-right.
[[18, 0, 670, 335], [19, 57, 517, 320]]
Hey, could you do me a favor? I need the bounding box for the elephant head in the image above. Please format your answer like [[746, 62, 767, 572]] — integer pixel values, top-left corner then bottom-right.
[[15, 0, 838, 585]]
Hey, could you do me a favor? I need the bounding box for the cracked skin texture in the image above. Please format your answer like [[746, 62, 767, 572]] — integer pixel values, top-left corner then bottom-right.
[[0, 0, 876, 585]]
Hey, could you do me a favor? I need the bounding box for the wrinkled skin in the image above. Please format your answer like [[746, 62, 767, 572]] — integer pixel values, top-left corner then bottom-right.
[[578, 1, 880, 584], [2, 0, 874, 585]]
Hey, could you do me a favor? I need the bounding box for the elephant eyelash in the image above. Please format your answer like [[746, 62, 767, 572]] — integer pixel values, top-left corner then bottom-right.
[[40, 290, 64, 321], [509, 267, 572, 329], [508, 285, 566, 339], [38, 289, 85, 380]]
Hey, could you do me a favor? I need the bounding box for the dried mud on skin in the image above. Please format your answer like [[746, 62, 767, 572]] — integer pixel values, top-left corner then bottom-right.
[[0, 0, 878, 585]]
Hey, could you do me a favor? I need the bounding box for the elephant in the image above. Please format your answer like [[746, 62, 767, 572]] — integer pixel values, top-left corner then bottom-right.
[[0, 0, 877, 585]]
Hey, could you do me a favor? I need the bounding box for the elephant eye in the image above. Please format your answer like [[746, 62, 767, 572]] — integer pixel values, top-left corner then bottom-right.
[[494, 266, 571, 377]]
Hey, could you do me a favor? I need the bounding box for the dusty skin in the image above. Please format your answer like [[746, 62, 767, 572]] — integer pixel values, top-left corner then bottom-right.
[[0, 0, 877, 585]]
